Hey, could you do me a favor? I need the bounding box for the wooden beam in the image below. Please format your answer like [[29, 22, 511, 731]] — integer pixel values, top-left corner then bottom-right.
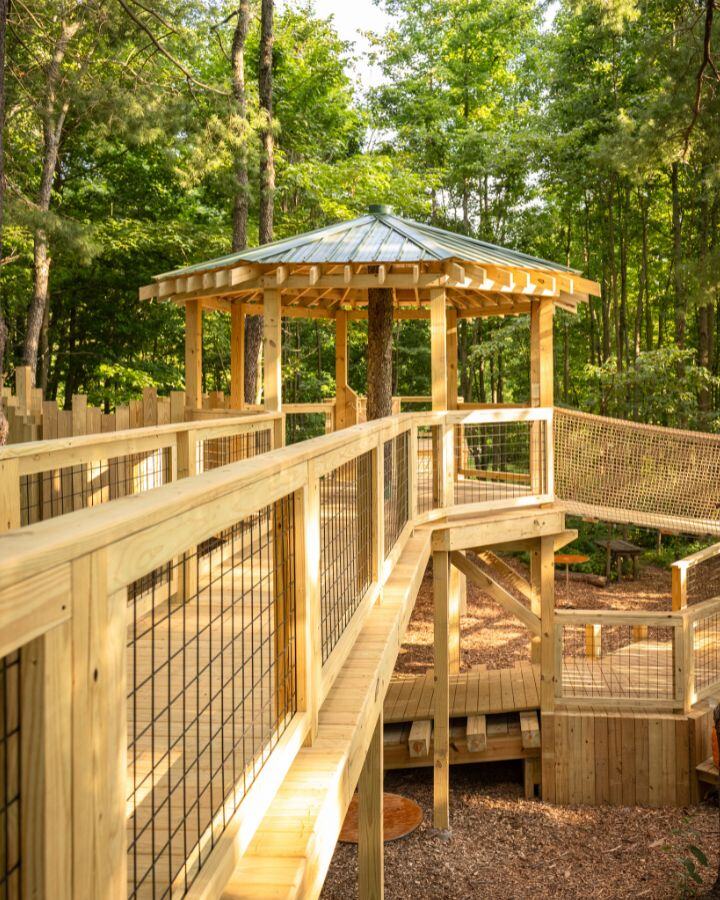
[[450, 551, 540, 636], [230, 302, 245, 409], [539, 535, 556, 712], [433, 550, 450, 831], [263, 288, 282, 414], [446, 305, 458, 411], [185, 299, 203, 410], [358, 713, 384, 899], [466, 715, 487, 752], [430, 288, 447, 411], [409, 720, 432, 758]]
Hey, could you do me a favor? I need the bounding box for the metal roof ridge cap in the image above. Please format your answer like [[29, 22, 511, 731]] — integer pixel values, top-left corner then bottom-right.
[[375, 214, 448, 261]]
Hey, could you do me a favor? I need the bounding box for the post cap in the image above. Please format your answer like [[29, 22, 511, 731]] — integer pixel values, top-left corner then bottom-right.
[[368, 204, 394, 216]]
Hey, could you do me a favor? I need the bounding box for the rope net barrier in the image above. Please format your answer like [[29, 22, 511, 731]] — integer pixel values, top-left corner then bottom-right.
[[554, 408, 720, 536]]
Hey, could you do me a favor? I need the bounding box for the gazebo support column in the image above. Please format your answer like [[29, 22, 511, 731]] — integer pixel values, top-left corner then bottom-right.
[[530, 299, 554, 662], [431, 289, 461, 670], [358, 712, 384, 900], [230, 301, 245, 409], [335, 309, 348, 430], [445, 305, 466, 625], [263, 288, 283, 447], [184, 299, 203, 411]]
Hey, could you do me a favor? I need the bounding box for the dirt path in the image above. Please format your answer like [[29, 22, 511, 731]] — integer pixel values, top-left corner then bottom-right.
[[322, 559, 720, 899]]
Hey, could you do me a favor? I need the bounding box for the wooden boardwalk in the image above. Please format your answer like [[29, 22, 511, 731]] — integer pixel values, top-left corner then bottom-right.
[[383, 662, 541, 723]]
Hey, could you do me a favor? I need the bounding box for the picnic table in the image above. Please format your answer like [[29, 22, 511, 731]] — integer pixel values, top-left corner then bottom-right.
[[595, 538, 643, 581]]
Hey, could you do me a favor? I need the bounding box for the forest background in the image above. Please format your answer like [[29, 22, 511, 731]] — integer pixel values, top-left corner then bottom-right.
[[1, 0, 719, 432]]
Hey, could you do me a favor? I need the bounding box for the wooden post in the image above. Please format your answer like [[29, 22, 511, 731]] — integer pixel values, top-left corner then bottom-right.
[[71, 552, 127, 899], [529, 544, 541, 665], [433, 549, 450, 831], [335, 309, 348, 431], [430, 288, 447, 411], [299, 474, 321, 742], [448, 563, 463, 673], [672, 564, 687, 610], [539, 535, 556, 712], [446, 305, 458, 411], [372, 440, 385, 583], [681, 617, 695, 714], [263, 288, 284, 447], [358, 713, 384, 900], [530, 299, 553, 496], [230, 301, 245, 409], [185, 300, 203, 410]]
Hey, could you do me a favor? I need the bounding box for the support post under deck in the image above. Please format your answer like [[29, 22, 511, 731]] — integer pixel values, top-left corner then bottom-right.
[[433, 549, 450, 831], [358, 712, 384, 900]]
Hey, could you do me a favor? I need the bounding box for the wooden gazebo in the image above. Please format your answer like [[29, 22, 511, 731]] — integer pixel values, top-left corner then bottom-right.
[[139, 204, 600, 424]]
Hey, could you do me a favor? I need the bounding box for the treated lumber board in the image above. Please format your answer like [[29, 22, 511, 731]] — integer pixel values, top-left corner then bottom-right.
[[466, 715, 487, 752], [519, 711, 540, 750], [408, 720, 432, 758]]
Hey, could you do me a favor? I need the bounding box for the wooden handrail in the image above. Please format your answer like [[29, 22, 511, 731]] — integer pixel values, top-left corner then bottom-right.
[[671, 540, 720, 609]]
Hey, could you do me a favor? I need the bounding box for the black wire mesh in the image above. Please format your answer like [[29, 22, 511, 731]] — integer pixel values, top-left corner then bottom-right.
[[319, 451, 373, 663], [196, 430, 272, 474], [415, 426, 436, 515], [560, 623, 675, 701], [384, 431, 410, 557], [285, 413, 328, 446], [0, 651, 20, 900], [694, 611, 720, 693], [19, 447, 173, 526], [687, 555, 720, 605], [454, 420, 545, 505], [126, 496, 297, 898]]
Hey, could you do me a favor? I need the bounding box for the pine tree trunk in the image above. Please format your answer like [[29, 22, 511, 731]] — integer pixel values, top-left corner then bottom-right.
[[245, 0, 275, 404], [366, 287, 393, 420], [231, 0, 250, 253], [672, 162, 685, 349], [0, 0, 8, 444]]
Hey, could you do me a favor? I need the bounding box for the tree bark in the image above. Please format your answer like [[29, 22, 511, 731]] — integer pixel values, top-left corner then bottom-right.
[[366, 287, 393, 420], [231, 0, 250, 253], [0, 0, 9, 444], [671, 162, 685, 349], [245, 0, 275, 404], [22, 18, 79, 382]]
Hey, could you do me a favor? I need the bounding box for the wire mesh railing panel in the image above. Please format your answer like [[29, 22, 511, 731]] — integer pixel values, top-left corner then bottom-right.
[[196, 429, 272, 474], [285, 413, 327, 446], [319, 452, 373, 663], [415, 426, 436, 515], [126, 497, 297, 898], [384, 431, 410, 557], [454, 420, 544, 506], [687, 554, 720, 605], [19, 448, 172, 526], [694, 611, 720, 694], [0, 651, 20, 900], [555, 408, 720, 536], [559, 623, 676, 702]]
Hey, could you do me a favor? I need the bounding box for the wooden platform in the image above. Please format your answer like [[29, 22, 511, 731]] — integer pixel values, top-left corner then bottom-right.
[[384, 662, 540, 723]]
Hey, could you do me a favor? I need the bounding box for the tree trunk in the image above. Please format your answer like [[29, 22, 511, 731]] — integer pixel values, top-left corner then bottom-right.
[[245, 0, 275, 404], [231, 0, 250, 253], [366, 287, 393, 420], [671, 162, 685, 349], [0, 0, 8, 444], [22, 18, 78, 382]]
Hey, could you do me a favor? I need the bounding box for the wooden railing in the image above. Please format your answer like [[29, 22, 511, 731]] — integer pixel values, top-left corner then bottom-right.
[[672, 540, 720, 609], [0, 407, 552, 899], [0, 412, 281, 530], [554, 595, 720, 713]]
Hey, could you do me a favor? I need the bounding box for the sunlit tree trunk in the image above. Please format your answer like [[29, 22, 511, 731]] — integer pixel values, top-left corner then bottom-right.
[[366, 286, 393, 420]]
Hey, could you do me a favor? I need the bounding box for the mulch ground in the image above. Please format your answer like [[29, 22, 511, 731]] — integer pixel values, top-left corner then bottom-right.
[[321, 558, 720, 899]]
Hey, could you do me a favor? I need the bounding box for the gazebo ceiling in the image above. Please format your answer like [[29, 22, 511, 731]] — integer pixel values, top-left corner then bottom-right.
[[140, 205, 601, 318]]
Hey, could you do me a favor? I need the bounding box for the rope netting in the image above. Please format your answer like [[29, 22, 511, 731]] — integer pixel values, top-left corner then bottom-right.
[[554, 408, 720, 536]]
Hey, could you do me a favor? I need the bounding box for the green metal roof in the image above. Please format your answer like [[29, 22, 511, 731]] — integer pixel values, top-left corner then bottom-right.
[[154, 207, 579, 280]]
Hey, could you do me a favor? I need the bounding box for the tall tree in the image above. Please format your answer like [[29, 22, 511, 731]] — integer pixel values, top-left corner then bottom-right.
[[0, 0, 8, 443], [366, 285, 394, 420], [231, 0, 250, 253], [244, 0, 275, 402]]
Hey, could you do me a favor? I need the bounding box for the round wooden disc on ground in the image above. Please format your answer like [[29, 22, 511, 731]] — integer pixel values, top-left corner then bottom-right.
[[339, 792, 423, 843]]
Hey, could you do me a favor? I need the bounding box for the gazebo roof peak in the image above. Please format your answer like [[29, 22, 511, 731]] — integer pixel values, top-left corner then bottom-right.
[[153, 206, 580, 281]]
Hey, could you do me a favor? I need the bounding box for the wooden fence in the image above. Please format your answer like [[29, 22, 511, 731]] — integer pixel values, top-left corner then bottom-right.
[[0, 406, 552, 899]]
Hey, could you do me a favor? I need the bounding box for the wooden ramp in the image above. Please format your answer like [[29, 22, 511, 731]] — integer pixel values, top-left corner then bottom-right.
[[218, 527, 434, 899]]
